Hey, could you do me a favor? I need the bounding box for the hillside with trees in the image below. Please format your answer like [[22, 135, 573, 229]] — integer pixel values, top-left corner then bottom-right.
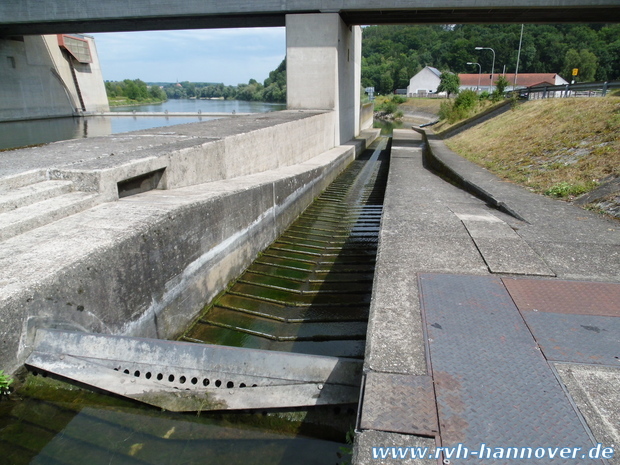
[[362, 24, 620, 94], [105, 59, 286, 105], [159, 59, 286, 103]]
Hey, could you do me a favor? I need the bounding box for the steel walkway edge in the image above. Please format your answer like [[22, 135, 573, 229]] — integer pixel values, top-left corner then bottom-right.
[[25, 329, 362, 412]]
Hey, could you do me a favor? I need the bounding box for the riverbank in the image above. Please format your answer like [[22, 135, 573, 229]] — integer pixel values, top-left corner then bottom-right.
[[108, 97, 167, 107]]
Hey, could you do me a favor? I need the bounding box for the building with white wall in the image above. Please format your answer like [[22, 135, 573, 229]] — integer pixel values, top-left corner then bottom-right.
[[406, 66, 443, 97]]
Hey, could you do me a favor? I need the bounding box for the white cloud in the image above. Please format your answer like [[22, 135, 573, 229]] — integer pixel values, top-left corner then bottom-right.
[[90, 28, 286, 84]]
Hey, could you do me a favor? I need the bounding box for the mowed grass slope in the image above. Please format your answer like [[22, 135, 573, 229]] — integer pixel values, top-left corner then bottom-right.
[[444, 98, 620, 199]]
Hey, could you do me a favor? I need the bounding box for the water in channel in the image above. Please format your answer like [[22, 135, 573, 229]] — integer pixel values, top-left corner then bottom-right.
[[0, 138, 391, 465]]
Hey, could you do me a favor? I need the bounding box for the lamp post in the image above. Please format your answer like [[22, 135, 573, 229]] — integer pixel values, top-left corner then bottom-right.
[[475, 46, 495, 92], [467, 62, 481, 92]]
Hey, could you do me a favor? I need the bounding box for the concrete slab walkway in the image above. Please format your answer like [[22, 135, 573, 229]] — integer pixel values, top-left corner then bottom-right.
[[354, 129, 619, 464]]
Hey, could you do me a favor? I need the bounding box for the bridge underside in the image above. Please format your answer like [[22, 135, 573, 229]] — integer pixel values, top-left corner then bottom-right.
[[1, 4, 619, 35]]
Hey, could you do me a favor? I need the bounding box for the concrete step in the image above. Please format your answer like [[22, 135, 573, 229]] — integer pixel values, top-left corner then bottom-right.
[[0, 180, 74, 213], [0, 170, 46, 191], [0, 191, 100, 242]]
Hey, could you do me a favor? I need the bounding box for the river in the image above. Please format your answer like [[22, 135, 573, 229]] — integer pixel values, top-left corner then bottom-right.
[[0, 100, 286, 151]]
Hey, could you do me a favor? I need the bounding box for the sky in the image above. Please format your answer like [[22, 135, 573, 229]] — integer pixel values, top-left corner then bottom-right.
[[90, 28, 286, 85]]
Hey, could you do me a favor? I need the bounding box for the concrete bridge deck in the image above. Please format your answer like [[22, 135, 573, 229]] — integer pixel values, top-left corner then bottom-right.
[[2, 0, 619, 34], [354, 128, 619, 464]]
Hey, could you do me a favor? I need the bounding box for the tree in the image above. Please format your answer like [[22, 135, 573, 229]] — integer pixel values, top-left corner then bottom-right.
[[563, 49, 598, 82], [360, 24, 620, 92], [437, 72, 460, 98]]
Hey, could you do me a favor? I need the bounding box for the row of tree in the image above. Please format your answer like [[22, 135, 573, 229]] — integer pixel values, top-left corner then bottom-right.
[[159, 60, 286, 103], [105, 60, 286, 104], [105, 79, 167, 103], [362, 23, 620, 94]]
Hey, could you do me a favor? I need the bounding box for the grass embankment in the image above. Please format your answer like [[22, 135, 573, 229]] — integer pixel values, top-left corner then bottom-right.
[[444, 98, 620, 203], [398, 97, 443, 116]]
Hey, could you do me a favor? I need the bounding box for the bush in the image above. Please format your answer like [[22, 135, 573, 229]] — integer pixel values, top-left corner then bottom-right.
[[0, 370, 13, 396], [391, 95, 408, 104], [376, 100, 398, 114], [544, 182, 591, 198], [454, 89, 478, 110], [438, 90, 480, 123], [479, 91, 490, 100]]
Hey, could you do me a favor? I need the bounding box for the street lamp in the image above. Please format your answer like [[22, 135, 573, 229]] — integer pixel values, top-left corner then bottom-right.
[[475, 46, 495, 92], [467, 62, 482, 92]]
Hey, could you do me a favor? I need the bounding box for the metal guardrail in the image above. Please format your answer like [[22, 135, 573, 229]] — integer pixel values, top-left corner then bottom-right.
[[521, 81, 620, 99]]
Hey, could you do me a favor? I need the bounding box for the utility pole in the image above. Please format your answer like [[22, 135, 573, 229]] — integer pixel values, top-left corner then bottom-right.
[[514, 24, 524, 89]]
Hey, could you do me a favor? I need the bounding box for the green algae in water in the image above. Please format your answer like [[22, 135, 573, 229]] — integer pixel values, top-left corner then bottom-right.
[[0, 374, 354, 465]]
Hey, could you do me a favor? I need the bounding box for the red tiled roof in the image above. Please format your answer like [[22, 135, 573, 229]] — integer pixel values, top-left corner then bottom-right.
[[458, 73, 565, 87]]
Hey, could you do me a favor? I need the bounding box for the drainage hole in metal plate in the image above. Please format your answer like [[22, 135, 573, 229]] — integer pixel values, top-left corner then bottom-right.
[[134, 370, 140, 377], [239, 383, 246, 388], [203, 378, 210, 386], [191, 377, 198, 385], [168, 374, 175, 382], [157, 373, 163, 381], [215, 380, 222, 387], [145, 372, 152, 379], [179, 376, 186, 384], [227, 381, 234, 388], [123, 369, 130, 375]]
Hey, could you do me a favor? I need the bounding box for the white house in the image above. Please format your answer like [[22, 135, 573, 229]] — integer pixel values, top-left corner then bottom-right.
[[406, 66, 442, 97]]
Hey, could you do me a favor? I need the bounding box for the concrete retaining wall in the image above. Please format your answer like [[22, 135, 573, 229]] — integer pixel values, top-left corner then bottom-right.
[[360, 102, 374, 130], [0, 112, 375, 375], [42, 111, 337, 202]]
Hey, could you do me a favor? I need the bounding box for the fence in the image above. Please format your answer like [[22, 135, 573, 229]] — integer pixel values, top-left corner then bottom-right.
[[522, 81, 620, 100]]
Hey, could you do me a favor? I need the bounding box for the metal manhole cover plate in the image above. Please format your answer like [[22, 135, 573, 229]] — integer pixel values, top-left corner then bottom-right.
[[503, 278, 620, 317], [359, 373, 438, 436], [521, 311, 620, 365], [419, 273, 602, 464]]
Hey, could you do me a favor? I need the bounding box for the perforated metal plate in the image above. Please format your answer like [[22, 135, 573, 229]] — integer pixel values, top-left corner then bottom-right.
[[359, 373, 438, 436], [503, 278, 620, 317], [419, 273, 602, 464]]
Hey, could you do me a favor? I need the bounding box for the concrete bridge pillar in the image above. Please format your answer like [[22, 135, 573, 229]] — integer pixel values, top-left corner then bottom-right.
[[286, 13, 361, 145]]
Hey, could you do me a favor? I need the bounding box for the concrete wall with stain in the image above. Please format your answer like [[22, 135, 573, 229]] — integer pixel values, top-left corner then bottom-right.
[[0, 112, 377, 375]]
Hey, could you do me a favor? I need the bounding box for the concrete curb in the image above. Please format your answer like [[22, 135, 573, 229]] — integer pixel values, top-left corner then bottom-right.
[[413, 126, 528, 222], [432, 99, 512, 138]]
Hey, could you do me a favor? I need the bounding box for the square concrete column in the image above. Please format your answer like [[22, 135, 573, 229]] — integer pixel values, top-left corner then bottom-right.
[[286, 13, 361, 146]]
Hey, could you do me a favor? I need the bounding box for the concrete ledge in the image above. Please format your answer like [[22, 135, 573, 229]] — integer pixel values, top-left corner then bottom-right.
[[432, 100, 511, 139], [414, 126, 527, 221], [11, 111, 336, 202]]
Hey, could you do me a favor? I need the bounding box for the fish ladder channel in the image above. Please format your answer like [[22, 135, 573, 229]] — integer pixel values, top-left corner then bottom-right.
[[0, 138, 392, 465], [181, 137, 391, 360]]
